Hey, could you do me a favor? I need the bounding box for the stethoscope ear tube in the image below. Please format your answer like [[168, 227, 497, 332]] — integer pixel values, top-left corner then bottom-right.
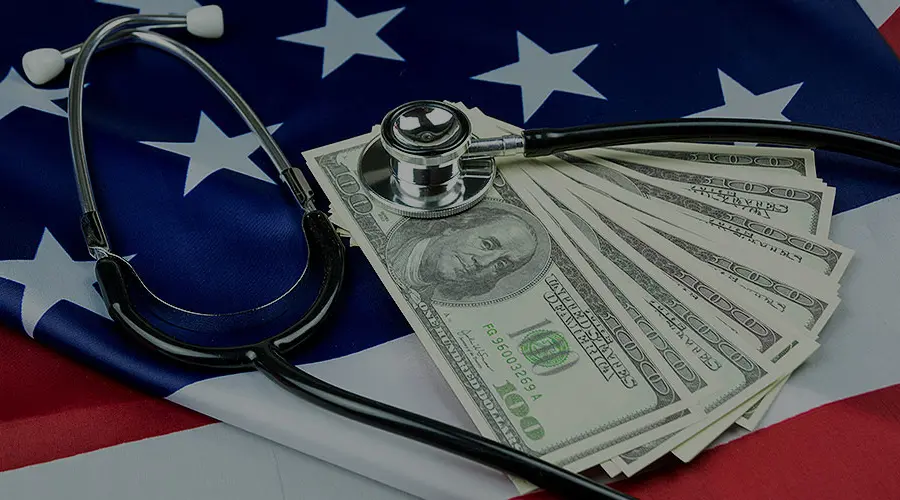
[[523, 118, 900, 167]]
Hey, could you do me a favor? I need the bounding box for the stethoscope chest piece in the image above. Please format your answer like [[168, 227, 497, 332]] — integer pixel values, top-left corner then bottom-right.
[[358, 100, 495, 219]]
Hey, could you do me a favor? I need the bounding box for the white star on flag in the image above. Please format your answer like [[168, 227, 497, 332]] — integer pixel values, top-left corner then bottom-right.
[[140, 112, 282, 196], [94, 0, 201, 14], [0, 67, 68, 123], [277, 0, 405, 78], [0, 229, 110, 337], [472, 32, 605, 122], [687, 69, 803, 121]]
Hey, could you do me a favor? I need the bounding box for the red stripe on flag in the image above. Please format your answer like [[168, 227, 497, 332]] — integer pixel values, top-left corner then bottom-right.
[[516, 383, 900, 500], [881, 7, 900, 57], [0, 327, 213, 472]]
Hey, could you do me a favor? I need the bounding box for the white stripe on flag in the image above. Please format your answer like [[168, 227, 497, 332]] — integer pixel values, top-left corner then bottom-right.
[[167, 334, 520, 500], [0, 423, 414, 500]]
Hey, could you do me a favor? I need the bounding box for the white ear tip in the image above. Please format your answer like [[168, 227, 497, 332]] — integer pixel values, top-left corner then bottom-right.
[[22, 48, 65, 85], [187, 5, 223, 38]]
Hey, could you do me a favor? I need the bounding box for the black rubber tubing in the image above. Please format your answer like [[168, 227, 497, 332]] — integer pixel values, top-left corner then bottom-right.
[[524, 118, 900, 167]]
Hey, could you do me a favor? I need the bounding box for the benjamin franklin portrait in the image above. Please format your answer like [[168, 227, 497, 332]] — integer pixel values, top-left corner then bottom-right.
[[384, 200, 552, 306]]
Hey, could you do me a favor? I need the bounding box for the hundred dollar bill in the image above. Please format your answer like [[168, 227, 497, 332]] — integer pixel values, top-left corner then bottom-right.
[[522, 159, 826, 438], [468, 109, 828, 354], [724, 243, 837, 429], [504, 172, 719, 492], [544, 152, 853, 280], [606, 141, 816, 177], [552, 202, 721, 397], [302, 124, 703, 481], [510, 177, 721, 476], [582, 148, 835, 237], [533, 163, 819, 363], [536, 151, 842, 431], [521, 165, 822, 464], [512, 175, 728, 476], [466, 105, 834, 433], [643, 215, 831, 429], [631, 212, 840, 339], [514, 166, 780, 474], [505, 162, 789, 477], [458, 107, 850, 281], [533, 163, 826, 436], [553, 204, 726, 475]]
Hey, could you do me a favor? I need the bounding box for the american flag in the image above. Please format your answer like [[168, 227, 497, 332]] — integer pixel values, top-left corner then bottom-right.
[[3, 1, 900, 499]]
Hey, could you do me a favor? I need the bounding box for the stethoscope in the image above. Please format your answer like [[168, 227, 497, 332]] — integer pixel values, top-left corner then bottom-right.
[[20, 5, 900, 500]]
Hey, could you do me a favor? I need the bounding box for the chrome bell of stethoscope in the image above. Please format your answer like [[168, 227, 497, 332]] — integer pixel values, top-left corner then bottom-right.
[[358, 100, 523, 218], [359, 98, 900, 220]]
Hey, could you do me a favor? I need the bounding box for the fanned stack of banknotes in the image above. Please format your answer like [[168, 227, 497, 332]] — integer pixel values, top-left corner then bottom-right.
[[302, 103, 851, 491]]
